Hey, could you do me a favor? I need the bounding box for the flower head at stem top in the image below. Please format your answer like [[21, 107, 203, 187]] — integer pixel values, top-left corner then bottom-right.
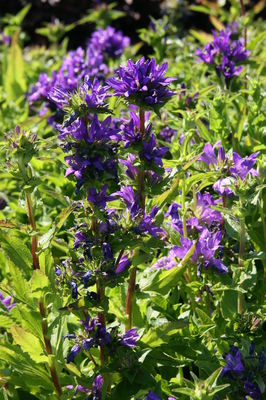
[[107, 57, 176, 109]]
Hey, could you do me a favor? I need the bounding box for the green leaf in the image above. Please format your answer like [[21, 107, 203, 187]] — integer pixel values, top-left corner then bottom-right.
[[141, 242, 197, 294], [30, 269, 49, 297], [152, 178, 180, 208], [141, 321, 188, 347], [0, 233, 32, 273], [10, 325, 48, 364], [38, 224, 56, 252], [4, 32, 26, 101]]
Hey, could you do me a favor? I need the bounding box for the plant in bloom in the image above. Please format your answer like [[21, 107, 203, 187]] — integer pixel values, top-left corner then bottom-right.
[[195, 23, 250, 81], [107, 57, 176, 108]]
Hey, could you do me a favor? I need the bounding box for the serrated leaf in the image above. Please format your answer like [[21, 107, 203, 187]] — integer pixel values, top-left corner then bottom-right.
[[30, 269, 49, 297], [0, 234, 32, 273], [10, 325, 48, 364]]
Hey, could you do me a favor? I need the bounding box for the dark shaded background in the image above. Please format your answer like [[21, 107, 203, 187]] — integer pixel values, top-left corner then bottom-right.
[[0, 0, 264, 49], [0, 0, 210, 48]]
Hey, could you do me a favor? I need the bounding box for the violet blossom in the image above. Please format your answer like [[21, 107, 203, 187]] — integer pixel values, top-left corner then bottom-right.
[[107, 57, 175, 107]]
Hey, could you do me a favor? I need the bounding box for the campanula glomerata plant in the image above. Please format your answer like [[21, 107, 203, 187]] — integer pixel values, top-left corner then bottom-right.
[[0, 1, 265, 400]]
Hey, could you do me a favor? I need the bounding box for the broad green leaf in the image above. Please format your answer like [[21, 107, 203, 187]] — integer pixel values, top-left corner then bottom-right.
[[141, 242, 197, 294], [30, 269, 49, 297], [4, 33, 26, 100], [0, 233, 32, 273], [10, 325, 48, 364]]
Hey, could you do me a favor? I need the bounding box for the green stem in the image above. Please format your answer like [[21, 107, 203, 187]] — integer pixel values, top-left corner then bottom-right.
[[238, 207, 245, 314], [96, 278, 106, 364], [25, 192, 40, 270], [125, 107, 145, 331], [182, 179, 187, 238]]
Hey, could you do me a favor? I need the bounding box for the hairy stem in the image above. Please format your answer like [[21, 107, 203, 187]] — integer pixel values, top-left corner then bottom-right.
[[26, 191, 61, 398], [181, 179, 187, 238], [25, 192, 40, 270], [125, 107, 146, 331], [97, 279, 106, 364], [238, 209, 245, 314]]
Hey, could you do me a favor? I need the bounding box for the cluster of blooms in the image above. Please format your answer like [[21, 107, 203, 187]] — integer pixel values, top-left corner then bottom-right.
[[198, 141, 259, 197], [0, 292, 16, 311], [153, 191, 227, 274], [65, 314, 139, 363], [221, 342, 266, 399], [195, 23, 250, 80], [107, 57, 176, 107], [28, 26, 130, 113]]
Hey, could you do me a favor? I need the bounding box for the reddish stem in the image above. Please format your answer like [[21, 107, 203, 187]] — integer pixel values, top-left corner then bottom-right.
[[26, 192, 61, 398]]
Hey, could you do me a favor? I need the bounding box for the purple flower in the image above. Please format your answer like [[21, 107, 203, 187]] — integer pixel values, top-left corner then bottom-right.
[[213, 177, 235, 197], [66, 343, 81, 363], [107, 57, 175, 107], [152, 255, 178, 270], [222, 345, 245, 377], [28, 72, 56, 104], [57, 118, 88, 140], [82, 77, 109, 113], [244, 380, 261, 400], [195, 25, 250, 80], [82, 338, 95, 350], [120, 113, 151, 148], [159, 126, 177, 142], [87, 185, 111, 209], [119, 154, 137, 179], [111, 186, 140, 218], [0, 32, 11, 45], [102, 242, 113, 260], [115, 255, 131, 274], [198, 141, 225, 166], [120, 328, 139, 348], [197, 192, 223, 226], [89, 26, 130, 58], [0, 292, 16, 311], [92, 375, 103, 400], [47, 86, 70, 109], [141, 134, 169, 166], [145, 392, 161, 400], [138, 206, 165, 238], [70, 280, 78, 299], [229, 151, 259, 180], [86, 115, 120, 143]]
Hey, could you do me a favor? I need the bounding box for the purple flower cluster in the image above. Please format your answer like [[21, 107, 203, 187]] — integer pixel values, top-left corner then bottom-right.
[[198, 141, 259, 197], [89, 26, 130, 58], [154, 192, 226, 274], [221, 343, 265, 400], [107, 57, 175, 107], [66, 314, 139, 364], [159, 126, 177, 143], [195, 23, 250, 80], [28, 26, 129, 109]]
